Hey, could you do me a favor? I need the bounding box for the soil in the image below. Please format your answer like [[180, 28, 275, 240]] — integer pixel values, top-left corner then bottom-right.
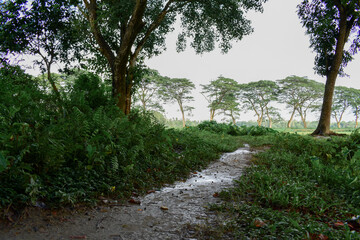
[[0, 145, 255, 240]]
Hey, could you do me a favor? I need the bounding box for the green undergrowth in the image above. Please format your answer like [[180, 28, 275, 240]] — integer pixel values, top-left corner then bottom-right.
[[203, 132, 360, 239], [0, 65, 242, 216], [196, 120, 278, 136]]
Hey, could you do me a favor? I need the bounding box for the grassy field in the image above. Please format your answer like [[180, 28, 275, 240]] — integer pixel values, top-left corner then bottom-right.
[[276, 128, 355, 135]]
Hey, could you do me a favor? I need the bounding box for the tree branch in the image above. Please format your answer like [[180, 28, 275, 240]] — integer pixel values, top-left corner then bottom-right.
[[85, 0, 115, 70]]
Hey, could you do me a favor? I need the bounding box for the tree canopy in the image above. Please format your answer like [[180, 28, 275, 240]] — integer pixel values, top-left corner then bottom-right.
[[201, 76, 241, 121], [157, 77, 195, 128], [277, 76, 323, 128]]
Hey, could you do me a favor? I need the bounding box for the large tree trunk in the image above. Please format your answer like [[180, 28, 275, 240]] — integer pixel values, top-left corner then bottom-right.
[[312, 6, 351, 136], [113, 64, 129, 114]]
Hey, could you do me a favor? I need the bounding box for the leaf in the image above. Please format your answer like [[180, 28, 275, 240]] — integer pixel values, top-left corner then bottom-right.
[[70, 235, 87, 239], [253, 219, 266, 228], [0, 152, 9, 172], [128, 199, 141, 205], [160, 206, 168, 210]]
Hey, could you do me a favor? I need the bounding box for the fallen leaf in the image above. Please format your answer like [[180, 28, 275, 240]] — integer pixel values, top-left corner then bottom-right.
[[160, 206, 168, 210], [147, 190, 156, 194], [253, 219, 266, 228], [308, 233, 329, 240], [69, 235, 87, 239], [132, 192, 139, 197], [333, 221, 345, 228], [128, 199, 141, 205], [213, 192, 219, 197]]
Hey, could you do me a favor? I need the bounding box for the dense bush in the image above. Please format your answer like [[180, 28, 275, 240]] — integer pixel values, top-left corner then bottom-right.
[[0, 65, 241, 212]]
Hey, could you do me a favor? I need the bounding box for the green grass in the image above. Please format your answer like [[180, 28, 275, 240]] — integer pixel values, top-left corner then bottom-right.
[[194, 132, 360, 239], [276, 128, 355, 135]]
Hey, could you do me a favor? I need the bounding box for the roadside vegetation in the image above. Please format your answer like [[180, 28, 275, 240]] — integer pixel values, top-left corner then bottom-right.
[[190, 130, 360, 239], [0, 64, 252, 220]]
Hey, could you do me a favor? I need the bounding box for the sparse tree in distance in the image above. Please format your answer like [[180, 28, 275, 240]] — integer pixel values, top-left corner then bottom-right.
[[239, 80, 279, 127], [158, 77, 195, 128], [332, 86, 355, 128], [201, 77, 241, 121], [298, 0, 360, 135], [278, 76, 324, 128], [133, 69, 164, 113], [220, 93, 241, 125], [349, 88, 360, 128]]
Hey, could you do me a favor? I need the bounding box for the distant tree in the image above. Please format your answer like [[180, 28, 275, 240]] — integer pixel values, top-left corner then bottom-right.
[[220, 93, 241, 125], [332, 86, 355, 128], [239, 80, 279, 127], [298, 0, 360, 135], [349, 88, 360, 128], [201, 77, 241, 121], [278, 76, 323, 128], [133, 69, 163, 113], [158, 77, 195, 128]]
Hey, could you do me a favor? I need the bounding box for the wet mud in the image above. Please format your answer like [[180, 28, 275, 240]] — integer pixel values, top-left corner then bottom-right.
[[0, 145, 255, 240]]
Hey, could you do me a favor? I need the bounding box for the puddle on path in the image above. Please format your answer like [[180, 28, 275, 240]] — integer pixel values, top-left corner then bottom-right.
[[0, 145, 255, 240]]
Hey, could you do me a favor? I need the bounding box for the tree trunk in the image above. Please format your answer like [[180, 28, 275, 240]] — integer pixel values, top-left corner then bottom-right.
[[299, 112, 307, 129], [113, 64, 129, 114], [355, 107, 359, 128], [179, 102, 186, 128], [287, 108, 296, 128], [210, 109, 215, 121], [231, 112, 236, 125], [312, 6, 351, 135]]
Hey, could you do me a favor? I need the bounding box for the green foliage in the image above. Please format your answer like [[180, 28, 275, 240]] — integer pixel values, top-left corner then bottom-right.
[[207, 132, 360, 239], [196, 121, 278, 136], [201, 76, 241, 121], [297, 1, 360, 77], [0, 66, 242, 212]]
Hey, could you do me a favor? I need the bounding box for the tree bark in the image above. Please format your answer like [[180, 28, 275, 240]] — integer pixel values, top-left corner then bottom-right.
[[312, 4, 352, 135]]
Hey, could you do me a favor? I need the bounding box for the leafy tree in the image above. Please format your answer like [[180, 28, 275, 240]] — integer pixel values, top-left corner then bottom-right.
[[239, 80, 279, 127], [157, 77, 195, 128], [73, 0, 267, 114], [298, 0, 360, 135], [0, 0, 79, 102], [201, 77, 241, 121], [332, 86, 355, 128], [277, 76, 324, 128], [133, 69, 164, 113], [349, 88, 360, 128], [219, 93, 242, 125]]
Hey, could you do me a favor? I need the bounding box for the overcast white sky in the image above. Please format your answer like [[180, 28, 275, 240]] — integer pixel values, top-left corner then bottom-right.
[[145, 0, 360, 123]]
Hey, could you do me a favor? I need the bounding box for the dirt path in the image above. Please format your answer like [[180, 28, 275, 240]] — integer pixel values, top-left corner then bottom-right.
[[0, 145, 255, 240]]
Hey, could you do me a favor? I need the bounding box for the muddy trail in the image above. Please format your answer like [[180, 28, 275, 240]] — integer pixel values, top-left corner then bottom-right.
[[0, 145, 255, 240]]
